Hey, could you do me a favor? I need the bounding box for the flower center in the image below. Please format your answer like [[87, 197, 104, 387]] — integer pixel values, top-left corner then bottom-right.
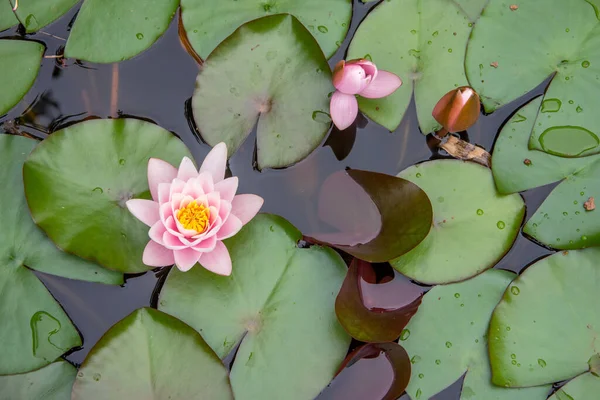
[[177, 201, 210, 233]]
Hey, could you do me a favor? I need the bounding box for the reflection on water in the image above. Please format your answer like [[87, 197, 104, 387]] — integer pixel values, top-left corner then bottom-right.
[[1, 1, 556, 398]]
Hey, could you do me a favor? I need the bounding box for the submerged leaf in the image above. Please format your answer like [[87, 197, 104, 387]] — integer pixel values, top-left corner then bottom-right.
[[8, 0, 77, 33], [0, 360, 76, 398]]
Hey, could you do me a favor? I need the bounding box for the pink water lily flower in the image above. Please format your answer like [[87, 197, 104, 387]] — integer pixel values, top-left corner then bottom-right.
[[330, 59, 402, 130], [126, 143, 263, 275]]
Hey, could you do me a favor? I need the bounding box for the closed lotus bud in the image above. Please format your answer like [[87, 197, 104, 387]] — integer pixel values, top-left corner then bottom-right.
[[432, 86, 480, 133]]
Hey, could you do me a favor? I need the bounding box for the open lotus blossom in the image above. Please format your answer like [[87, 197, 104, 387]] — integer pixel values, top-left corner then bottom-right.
[[330, 59, 402, 130], [126, 143, 263, 275]]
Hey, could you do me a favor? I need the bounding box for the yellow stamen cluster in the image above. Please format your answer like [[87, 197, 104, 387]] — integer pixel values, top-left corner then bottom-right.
[[177, 201, 210, 233]]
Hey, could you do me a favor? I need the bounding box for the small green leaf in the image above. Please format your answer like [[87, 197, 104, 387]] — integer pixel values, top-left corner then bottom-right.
[[65, 0, 179, 63], [0, 39, 44, 115], [391, 160, 524, 284], [9, 0, 78, 32], [0, 360, 76, 399], [192, 14, 332, 169], [71, 308, 233, 400], [0, 1, 18, 32], [23, 119, 192, 274], [489, 248, 600, 387], [180, 0, 351, 59], [402, 269, 550, 400], [159, 214, 351, 400], [347, 0, 486, 132]]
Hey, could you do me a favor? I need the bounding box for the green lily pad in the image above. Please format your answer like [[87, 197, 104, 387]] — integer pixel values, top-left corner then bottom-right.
[[180, 0, 351, 60], [0, 39, 44, 116], [489, 248, 600, 387], [64, 0, 179, 63], [401, 269, 550, 400], [8, 0, 78, 32], [466, 0, 600, 157], [347, 0, 486, 133], [548, 373, 600, 400], [159, 214, 351, 400], [390, 160, 525, 284], [71, 308, 233, 399], [493, 97, 600, 249], [191, 14, 332, 169], [0, 1, 18, 32], [0, 360, 76, 399], [23, 119, 192, 274]]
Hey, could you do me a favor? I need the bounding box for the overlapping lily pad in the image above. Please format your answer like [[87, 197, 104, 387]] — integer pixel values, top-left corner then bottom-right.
[[466, 0, 600, 157], [493, 97, 600, 249], [180, 0, 351, 60], [23, 119, 192, 273], [391, 160, 525, 284], [401, 269, 550, 400], [8, 0, 78, 32], [308, 169, 433, 262], [71, 308, 233, 399], [0, 360, 76, 399], [347, 0, 487, 132], [191, 14, 333, 169], [1, 134, 122, 375], [0, 1, 18, 32], [0, 39, 44, 115], [65, 0, 179, 63], [489, 248, 600, 388], [159, 214, 351, 400], [548, 373, 600, 400]]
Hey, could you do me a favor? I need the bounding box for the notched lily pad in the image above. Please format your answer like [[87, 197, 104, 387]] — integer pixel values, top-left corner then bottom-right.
[[401, 269, 550, 400], [65, 0, 179, 63], [466, 0, 600, 157], [307, 169, 433, 262], [0, 1, 18, 32], [192, 14, 332, 169], [23, 119, 192, 274], [0, 39, 44, 116], [489, 248, 600, 388], [71, 308, 233, 400], [391, 160, 525, 284], [9, 0, 78, 32], [347, 0, 486, 132], [0, 360, 76, 399], [335, 259, 423, 342], [159, 214, 351, 400]]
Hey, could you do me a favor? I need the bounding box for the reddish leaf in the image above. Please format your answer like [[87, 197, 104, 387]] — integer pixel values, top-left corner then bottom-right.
[[307, 169, 433, 262], [316, 342, 411, 400], [335, 259, 423, 342]]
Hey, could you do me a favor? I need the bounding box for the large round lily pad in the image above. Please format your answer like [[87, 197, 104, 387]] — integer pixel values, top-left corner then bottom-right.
[[0, 39, 44, 116], [390, 160, 525, 284], [401, 269, 550, 400], [8, 0, 78, 32], [347, 0, 487, 132], [23, 119, 192, 274], [159, 214, 351, 400], [466, 0, 600, 157], [0, 360, 76, 399], [71, 308, 233, 399], [489, 248, 600, 387], [191, 14, 332, 169], [180, 0, 351, 60], [65, 0, 179, 63], [0, 1, 18, 31], [1, 134, 122, 375]]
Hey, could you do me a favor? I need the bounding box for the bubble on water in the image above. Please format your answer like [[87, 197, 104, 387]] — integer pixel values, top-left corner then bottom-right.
[[318, 26, 328, 33], [510, 286, 520, 295], [416, 173, 422, 178], [411, 355, 421, 364], [93, 373, 101, 381], [432, 31, 439, 36], [477, 209, 484, 215], [445, 341, 452, 348], [119, 159, 126, 165], [511, 354, 517, 359], [92, 187, 103, 194], [418, 373, 424, 379], [136, 33, 144, 40], [400, 329, 410, 341], [582, 60, 591, 68], [454, 293, 460, 298], [497, 221, 506, 229], [538, 359, 547, 367], [435, 359, 441, 365]]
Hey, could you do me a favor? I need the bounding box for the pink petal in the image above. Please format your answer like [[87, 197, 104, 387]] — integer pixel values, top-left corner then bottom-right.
[[333, 64, 371, 95], [157, 183, 171, 205], [192, 234, 217, 252], [330, 91, 359, 130], [142, 241, 174, 267], [200, 142, 227, 183], [163, 231, 188, 250], [231, 194, 264, 225], [174, 248, 202, 272], [359, 70, 402, 99], [214, 177, 238, 202], [353, 59, 378, 81], [148, 158, 177, 202], [200, 241, 232, 276], [149, 221, 167, 245], [160, 202, 174, 225], [177, 157, 198, 181], [126, 199, 159, 227], [196, 172, 215, 194], [217, 214, 243, 240], [165, 216, 184, 238], [181, 178, 203, 199]]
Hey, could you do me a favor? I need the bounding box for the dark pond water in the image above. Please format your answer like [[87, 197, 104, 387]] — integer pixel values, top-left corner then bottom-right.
[[0, 1, 559, 398]]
